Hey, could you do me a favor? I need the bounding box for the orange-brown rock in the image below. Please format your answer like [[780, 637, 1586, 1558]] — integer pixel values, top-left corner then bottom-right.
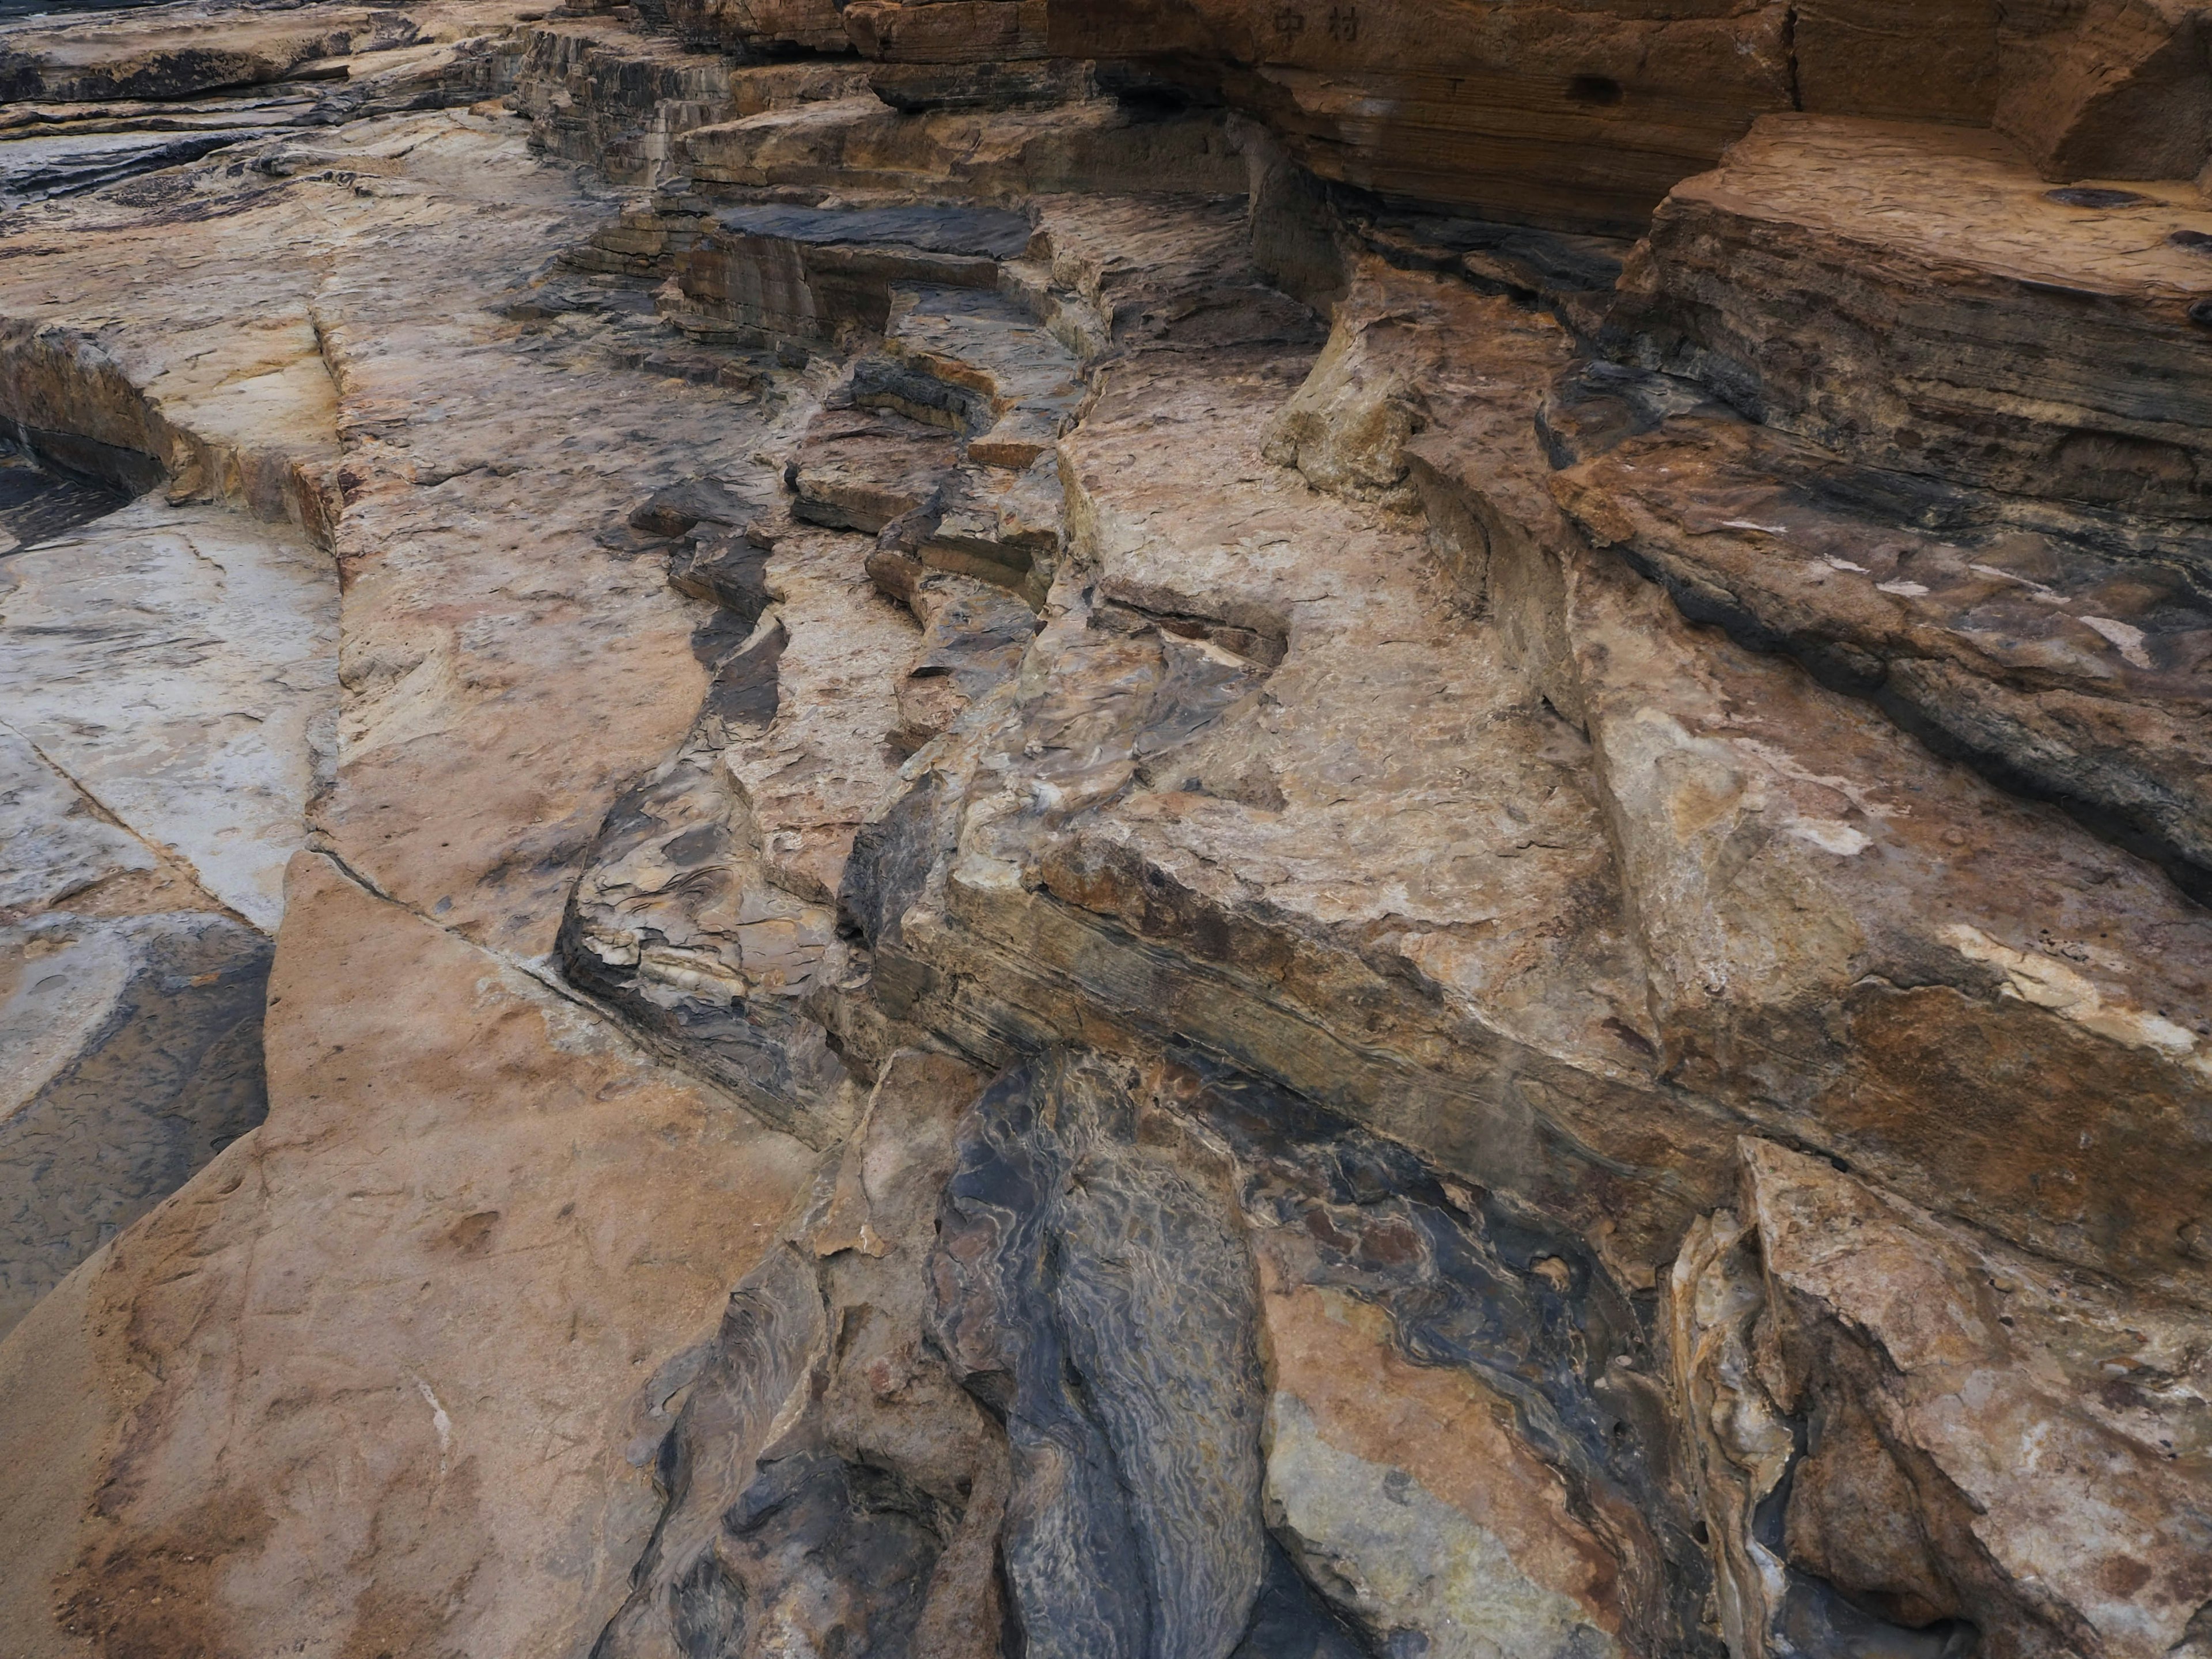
[[4, 4, 2212, 1655], [1997, 0, 2212, 181], [1049, 0, 1797, 235], [0, 855, 817, 1657]]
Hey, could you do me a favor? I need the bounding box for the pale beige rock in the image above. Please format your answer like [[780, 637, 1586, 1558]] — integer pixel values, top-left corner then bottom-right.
[[0, 498, 337, 931], [880, 281, 1730, 1283], [1551, 402, 2212, 905], [0, 726, 157, 918], [187, 109, 755, 959]]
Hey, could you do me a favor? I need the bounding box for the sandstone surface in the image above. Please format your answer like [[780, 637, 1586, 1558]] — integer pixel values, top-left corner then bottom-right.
[[0, 2, 2208, 1657]]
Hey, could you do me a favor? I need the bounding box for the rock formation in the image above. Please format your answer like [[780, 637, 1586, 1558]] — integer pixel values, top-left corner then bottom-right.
[[0, 1, 2206, 1656]]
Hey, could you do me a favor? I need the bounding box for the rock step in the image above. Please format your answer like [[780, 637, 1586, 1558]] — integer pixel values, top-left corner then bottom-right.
[[1608, 113, 2212, 521], [775, 273, 1085, 604], [510, 18, 741, 185], [881, 285, 1087, 468], [1551, 386, 2212, 908], [791, 367, 1063, 603], [1319, 255, 2212, 1298], [675, 88, 1244, 200], [671, 201, 1034, 343]]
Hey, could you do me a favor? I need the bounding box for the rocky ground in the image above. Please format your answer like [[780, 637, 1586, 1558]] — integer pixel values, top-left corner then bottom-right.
[[0, 2, 2207, 1657]]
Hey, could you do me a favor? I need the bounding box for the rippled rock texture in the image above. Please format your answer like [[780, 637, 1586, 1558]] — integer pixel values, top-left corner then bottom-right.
[[0, 1, 2207, 1656]]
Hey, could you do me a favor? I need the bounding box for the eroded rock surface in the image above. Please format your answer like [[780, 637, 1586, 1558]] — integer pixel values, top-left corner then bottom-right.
[[0, 2, 2209, 1657]]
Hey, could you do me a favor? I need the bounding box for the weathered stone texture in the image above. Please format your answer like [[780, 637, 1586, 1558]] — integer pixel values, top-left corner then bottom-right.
[[1, 3, 2209, 1658]]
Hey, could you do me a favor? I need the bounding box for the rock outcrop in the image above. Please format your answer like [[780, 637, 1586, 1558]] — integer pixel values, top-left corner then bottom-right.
[[0, 2, 2207, 1657]]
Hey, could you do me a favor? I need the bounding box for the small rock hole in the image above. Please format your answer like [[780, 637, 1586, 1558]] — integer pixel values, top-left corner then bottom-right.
[[2045, 187, 2147, 209], [1567, 74, 1623, 105]]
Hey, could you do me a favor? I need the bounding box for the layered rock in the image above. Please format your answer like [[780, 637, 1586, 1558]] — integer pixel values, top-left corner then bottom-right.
[[0, 2, 2208, 1657], [1674, 1140, 2212, 1659], [1606, 115, 2212, 519]]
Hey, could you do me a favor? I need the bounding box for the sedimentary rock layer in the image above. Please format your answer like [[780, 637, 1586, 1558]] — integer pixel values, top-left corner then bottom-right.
[[0, 3, 2206, 1658]]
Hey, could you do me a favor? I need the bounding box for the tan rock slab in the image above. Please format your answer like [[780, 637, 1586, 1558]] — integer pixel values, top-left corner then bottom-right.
[[0, 853, 817, 1659]]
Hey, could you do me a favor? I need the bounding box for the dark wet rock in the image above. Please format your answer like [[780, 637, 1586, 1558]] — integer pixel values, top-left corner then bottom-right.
[[628, 474, 755, 537], [668, 525, 775, 619], [1228, 1543, 1376, 1659], [1535, 359, 1731, 471], [0, 910, 269, 1336], [592, 1241, 834, 1659], [718, 202, 1035, 262], [837, 770, 947, 952], [929, 1051, 1271, 1659], [0, 126, 275, 206]]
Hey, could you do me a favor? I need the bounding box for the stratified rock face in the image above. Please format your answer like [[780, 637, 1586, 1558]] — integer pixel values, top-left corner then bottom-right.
[[1608, 115, 2212, 520], [0, 2, 2209, 1658]]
